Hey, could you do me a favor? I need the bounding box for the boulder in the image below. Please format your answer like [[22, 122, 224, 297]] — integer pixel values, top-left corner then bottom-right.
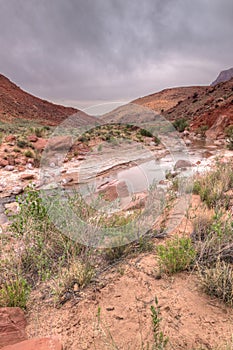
[[202, 151, 213, 158], [11, 187, 23, 195], [97, 179, 129, 201], [5, 135, 16, 143], [17, 166, 26, 172], [5, 202, 19, 216], [174, 159, 192, 170], [214, 139, 225, 146], [1, 338, 62, 350], [20, 174, 35, 181], [206, 115, 231, 140], [184, 139, 192, 146], [46, 136, 73, 152], [27, 135, 38, 142], [0, 159, 8, 167], [0, 213, 9, 225], [4, 166, 15, 171], [183, 130, 190, 137], [0, 307, 27, 348], [124, 193, 147, 211], [26, 163, 34, 170], [33, 138, 47, 151]]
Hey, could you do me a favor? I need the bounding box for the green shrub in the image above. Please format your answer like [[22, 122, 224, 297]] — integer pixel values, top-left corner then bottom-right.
[[34, 127, 43, 137], [17, 139, 28, 148], [24, 150, 34, 158], [157, 236, 196, 274], [140, 128, 153, 137], [0, 276, 30, 309], [172, 118, 188, 132]]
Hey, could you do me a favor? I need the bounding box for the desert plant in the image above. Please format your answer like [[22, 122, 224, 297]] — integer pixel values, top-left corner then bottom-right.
[[93, 297, 168, 350], [97, 144, 103, 152], [193, 162, 233, 209], [192, 212, 215, 241], [139, 128, 153, 138], [193, 212, 233, 267], [24, 149, 34, 158], [150, 297, 169, 349], [10, 187, 83, 284], [196, 125, 208, 138], [157, 236, 196, 274], [172, 118, 188, 132], [104, 244, 128, 262], [34, 127, 43, 137], [0, 275, 30, 309], [16, 139, 28, 148], [198, 260, 233, 306], [225, 125, 233, 150], [136, 236, 154, 253], [51, 258, 94, 303]]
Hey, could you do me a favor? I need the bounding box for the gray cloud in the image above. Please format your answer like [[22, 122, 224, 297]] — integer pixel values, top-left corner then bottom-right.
[[0, 0, 232, 106]]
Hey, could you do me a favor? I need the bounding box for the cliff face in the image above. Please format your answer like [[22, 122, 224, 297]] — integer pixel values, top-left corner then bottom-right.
[[211, 67, 233, 86], [163, 78, 233, 135], [0, 74, 95, 126]]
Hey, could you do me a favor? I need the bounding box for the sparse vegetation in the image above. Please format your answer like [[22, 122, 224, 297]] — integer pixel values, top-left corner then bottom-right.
[[150, 297, 169, 350], [157, 236, 196, 274], [0, 109, 232, 349], [0, 274, 30, 309], [191, 201, 233, 307], [198, 260, 233, 306], [1, 187, 92, 306], [193, 161, 233, 209], [51, 258, 94, 303], [94, 297, 169, 350]]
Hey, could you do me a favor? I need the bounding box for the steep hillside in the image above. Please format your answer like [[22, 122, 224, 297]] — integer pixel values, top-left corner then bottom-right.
[[211, 67, 233, 86], [163, 78, 233, 137], [0, 74, 95, 126], [132, 86, 206, 113]]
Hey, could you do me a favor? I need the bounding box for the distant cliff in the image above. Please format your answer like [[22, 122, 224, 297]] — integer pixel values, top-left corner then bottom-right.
[[211, 67, 233, 86]]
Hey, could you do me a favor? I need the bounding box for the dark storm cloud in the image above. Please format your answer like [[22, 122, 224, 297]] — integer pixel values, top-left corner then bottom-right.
[[0, 0, 232, 105]]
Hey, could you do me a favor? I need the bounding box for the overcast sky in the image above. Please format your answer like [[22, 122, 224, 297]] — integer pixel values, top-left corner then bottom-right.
[[0, 0, 232, 110]]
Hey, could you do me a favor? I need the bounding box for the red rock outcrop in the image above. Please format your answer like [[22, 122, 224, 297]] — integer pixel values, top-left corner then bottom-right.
[[1, 338, 62, 350], [0, 308, 27, 348]]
